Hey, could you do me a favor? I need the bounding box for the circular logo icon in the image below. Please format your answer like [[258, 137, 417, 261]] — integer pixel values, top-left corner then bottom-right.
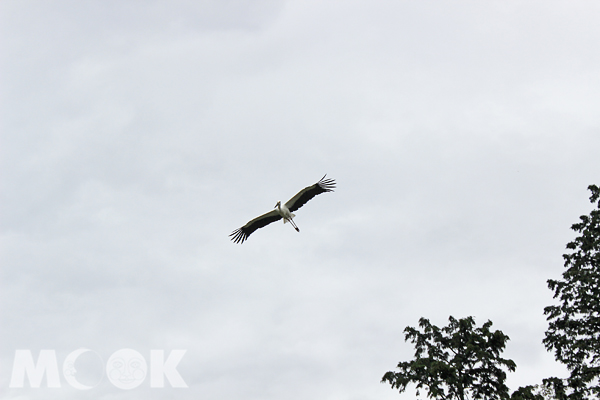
[[62, 348, 104, 390], [106, 349, 147, 390]]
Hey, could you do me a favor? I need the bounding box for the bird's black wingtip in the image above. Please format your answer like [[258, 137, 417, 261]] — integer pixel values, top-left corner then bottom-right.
[[229, 228, 248, 244], [317, 174, 336, 192]]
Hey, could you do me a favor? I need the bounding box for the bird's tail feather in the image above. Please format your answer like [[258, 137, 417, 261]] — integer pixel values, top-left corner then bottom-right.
[[283, 213, 295, 224]]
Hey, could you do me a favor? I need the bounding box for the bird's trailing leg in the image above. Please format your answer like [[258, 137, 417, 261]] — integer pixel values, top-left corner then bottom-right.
[[287, 218, 300, 232]]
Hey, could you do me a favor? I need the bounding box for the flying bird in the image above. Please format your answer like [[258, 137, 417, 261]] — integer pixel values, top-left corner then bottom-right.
[[230, 175, 336, 244]]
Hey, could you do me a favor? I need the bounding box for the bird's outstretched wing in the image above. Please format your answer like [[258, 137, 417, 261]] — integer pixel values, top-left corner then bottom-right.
[[230, 209, 282, 244], [285, 174, 336, 213]]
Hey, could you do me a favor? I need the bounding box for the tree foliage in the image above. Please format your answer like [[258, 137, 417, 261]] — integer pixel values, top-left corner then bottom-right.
[[510, 385, 545, 400], [543, 184, 600, 399], [382, 316, 516, 400], [510, 383, 562, 400]]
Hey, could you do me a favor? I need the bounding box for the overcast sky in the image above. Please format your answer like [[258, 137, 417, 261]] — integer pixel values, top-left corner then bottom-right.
[[1, 1, 600, 399]]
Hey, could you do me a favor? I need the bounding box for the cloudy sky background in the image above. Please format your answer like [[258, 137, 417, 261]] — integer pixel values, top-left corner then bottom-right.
[[1, 1, 600, 399]]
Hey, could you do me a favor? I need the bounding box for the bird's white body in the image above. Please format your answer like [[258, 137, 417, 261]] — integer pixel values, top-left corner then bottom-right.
[[275, 201, 299, 231]]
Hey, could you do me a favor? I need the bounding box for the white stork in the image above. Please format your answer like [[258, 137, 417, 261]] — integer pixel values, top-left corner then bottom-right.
[[230, 175, 336, 244]]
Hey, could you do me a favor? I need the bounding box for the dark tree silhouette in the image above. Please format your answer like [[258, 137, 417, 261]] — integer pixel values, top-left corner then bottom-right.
[[543, 184, 600, 400], [510, 385, 546, 400], [382, 316, 517, 400]]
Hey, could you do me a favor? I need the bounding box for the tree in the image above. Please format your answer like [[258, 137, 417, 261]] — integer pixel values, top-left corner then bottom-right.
[[510, 386, 543, 400], [543, 184, 600, 399], [381, 316, 517, 400], [510, 383, 559, 400]]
